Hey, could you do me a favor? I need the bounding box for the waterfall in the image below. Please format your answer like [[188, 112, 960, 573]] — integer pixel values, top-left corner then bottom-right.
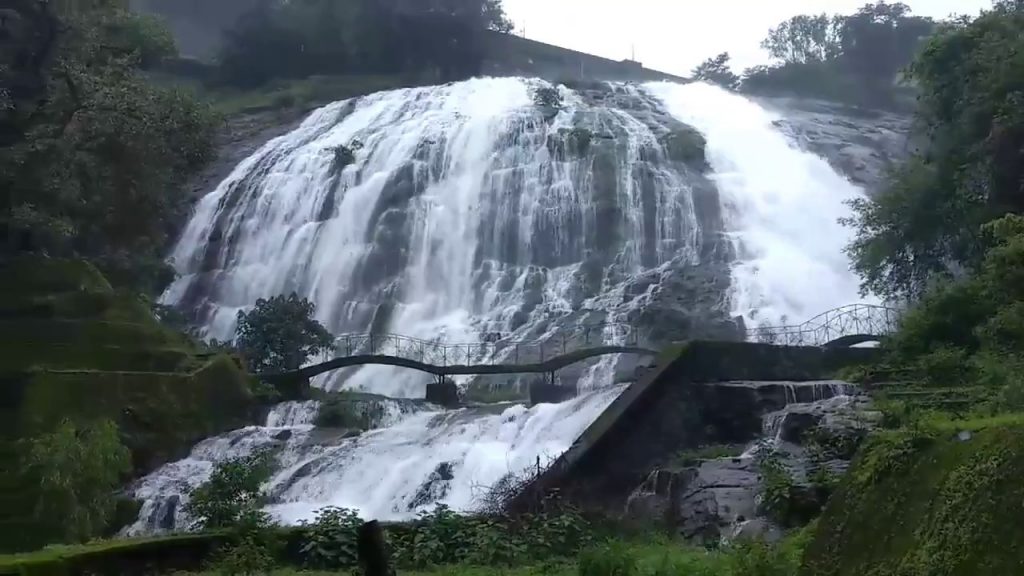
[[130, 78, 870, 533], [646, 82, 870, 329]]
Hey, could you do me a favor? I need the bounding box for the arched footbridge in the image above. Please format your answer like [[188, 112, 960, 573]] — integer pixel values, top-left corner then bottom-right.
[[260, 304, 901, 384], [261, 323, 657, 384], [747, 304, 901, 348]]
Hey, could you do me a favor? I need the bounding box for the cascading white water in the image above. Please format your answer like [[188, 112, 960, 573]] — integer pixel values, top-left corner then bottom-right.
[[646, 82, 871, 329], [126, 386, 623, 534], [164, 77, 712, 398], [130, 77, 872, 534]]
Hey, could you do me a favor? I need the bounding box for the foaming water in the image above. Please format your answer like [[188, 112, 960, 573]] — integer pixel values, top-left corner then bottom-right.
[[646, 82, 871, 328], [126, 386, 623, 533]]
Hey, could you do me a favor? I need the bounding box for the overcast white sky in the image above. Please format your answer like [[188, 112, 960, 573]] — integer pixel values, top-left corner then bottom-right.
[[502, 0, 995, 76]]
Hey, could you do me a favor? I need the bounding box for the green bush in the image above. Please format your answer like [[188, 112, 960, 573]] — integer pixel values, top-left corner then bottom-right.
[[186, 450, 278, 530], [534, 86, 564, 110], [208, 531, 278, 576], [21, 418, 132, 544], [313, 395, 384, 430], [298, 507, 363, 569], [727, 541, 797, 576], [389, 503, 594, 569], [578, 542, 639, 576], [566, 128, 593, 157]]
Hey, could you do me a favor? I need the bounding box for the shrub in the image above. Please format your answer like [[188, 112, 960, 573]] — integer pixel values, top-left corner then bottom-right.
[[314, 394, 385, 430], [390, 502, 594, 569], [534, 86, 564, 110], [209, 529, 279, 576], [727, 540, 798, 576], [299, 506, 363, 569], [21, 418, 132, 544], [185, 450, 277, 530], [566, 127, 593, 157], [578, 542, 639, 576]]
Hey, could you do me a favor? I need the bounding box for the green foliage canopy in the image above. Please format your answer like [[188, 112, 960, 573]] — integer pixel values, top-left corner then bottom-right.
[[741, 2, 935, 108], [234, 293, 334, 374], [692, 52, 741, 91], [1, 0, 219, 294], [216, 0, 515, 88], [845, 3, 1024, 300]]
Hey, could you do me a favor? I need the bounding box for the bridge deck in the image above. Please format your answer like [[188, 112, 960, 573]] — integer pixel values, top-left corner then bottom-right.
[[261, 345, 659, 382]]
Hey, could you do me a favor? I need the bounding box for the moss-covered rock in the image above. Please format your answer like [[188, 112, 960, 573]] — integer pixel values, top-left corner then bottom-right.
[[660, 126, 708, 169], [801, 417, 1024, 576], [0, 257, 258, 552]]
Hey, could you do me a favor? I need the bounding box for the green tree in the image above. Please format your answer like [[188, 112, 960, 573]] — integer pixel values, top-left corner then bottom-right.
[[844, 3, 1024, 300], [744, 2, 934, 108], [762, 13, 843, 64], [692, 52, 740, 90], [216, 0, 514, 88], [1, 0, 219, 294], [838, 2, 935, 100], [186, 450, 277, 530], [22, 419, 132, 543], [235, 293, 334, 373]]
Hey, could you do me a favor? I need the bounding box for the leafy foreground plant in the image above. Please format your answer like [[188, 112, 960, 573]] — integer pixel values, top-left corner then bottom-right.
[[298, 506, 364, 570], [186, 449, 278, 530], [21, 418, 132, 543], [187, 450, 283, 576]]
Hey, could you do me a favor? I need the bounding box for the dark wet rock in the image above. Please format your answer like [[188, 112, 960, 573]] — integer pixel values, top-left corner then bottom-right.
[[660, 126, 708, 169], [757, 96, 912, 194], [151, 495, 180, 532], [779, 411, 820, 444], [618, 386, 878, 543], [409, 462, 455, 510], [625, 458, 761, 544], [274, 429, 293, 441], [730, 518, 785, 544]]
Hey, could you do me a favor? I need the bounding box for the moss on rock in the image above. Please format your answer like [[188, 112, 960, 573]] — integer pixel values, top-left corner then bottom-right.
[[801, 418, 1024, 576]]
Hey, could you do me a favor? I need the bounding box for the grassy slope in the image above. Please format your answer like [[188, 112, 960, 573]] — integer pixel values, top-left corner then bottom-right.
[[801, 414, 1024, 576]]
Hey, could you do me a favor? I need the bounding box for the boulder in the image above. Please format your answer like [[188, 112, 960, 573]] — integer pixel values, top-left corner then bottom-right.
[[779, 411, 821, 444], [625, 458, 761, 544], [729, 518, 785, 544]]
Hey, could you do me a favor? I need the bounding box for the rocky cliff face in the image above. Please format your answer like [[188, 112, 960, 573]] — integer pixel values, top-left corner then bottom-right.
[[758, 96, 913, 194]]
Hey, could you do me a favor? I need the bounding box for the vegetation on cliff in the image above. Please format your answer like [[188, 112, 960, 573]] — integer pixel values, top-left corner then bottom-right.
[[843, 1, 1024, 411], [0, 258, 257, 552], [846, 0, 1024, 300], [693, 2, 937, 110], [1, 0, 219, 295], [213, 0, 514, 89], [800, 4, 1024, 573]]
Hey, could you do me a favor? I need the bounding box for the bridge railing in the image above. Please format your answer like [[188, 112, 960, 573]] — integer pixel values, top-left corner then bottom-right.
[[328, 322, 638, 367], [746, 303, 901, 347]]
